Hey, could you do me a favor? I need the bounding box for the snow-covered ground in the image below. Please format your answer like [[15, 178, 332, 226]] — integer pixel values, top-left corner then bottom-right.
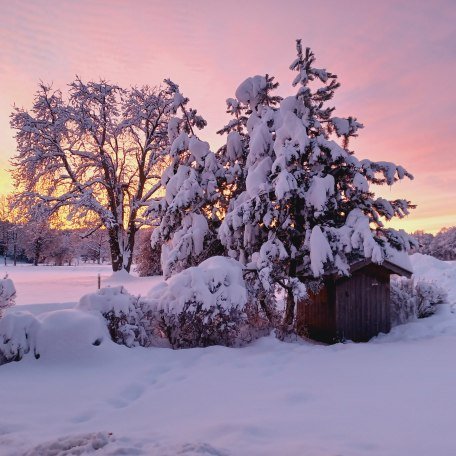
[[1, 255, 456, 455], [1, 263, 161, 313]]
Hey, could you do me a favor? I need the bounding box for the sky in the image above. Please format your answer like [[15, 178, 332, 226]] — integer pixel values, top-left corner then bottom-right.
[[0, 0, 455, 233]]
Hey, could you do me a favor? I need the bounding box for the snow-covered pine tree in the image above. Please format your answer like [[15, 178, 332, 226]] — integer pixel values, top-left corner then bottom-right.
[[219, 40, 416, 334], [148, 80, 221, 278], [216, 75, 281, 207]]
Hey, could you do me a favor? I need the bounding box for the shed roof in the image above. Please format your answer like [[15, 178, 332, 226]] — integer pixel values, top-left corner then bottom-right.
[[297, 248, 413, 279], [348, 257, 412, 278]]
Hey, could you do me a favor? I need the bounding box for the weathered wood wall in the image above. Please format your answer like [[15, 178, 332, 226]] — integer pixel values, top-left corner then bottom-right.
[[296, 280, 337, 343], [297, 264, 392, 343], [335, 266, 391, 342]]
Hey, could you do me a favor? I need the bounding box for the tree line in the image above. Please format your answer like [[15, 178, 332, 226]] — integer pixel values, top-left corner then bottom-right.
[[412, 228, 456, 260]]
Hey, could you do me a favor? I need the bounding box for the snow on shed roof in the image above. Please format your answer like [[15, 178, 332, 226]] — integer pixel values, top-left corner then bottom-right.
[[349, 247, 413, 278]]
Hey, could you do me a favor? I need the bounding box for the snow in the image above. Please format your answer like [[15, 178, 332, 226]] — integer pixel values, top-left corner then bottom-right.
[[385, 243, 413, 273], [0, 277, 16, 314], [148, 256, 247, 313], [226, 131, 243, 162], [0, 277, 16, 302], [305, 174, 335, 215], [0, 264, 161, 312], [235, 75, 267, 106], [331, 116, 363, 137], [34, 309, 108, 362], [78, 285, 136, 316], [309, 225, 334, 276], [245, 157, 272, 196], [1, 255, 456, 455]]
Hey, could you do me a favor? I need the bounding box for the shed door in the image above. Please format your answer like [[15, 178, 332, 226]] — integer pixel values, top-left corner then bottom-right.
[[336, 271, 390, 342]]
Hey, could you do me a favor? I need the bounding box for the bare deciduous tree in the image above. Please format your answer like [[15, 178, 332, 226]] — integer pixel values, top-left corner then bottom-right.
[[11, 79, 176, 271]]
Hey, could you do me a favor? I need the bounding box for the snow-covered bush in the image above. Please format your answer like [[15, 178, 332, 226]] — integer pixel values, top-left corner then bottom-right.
[[0, 311, 39, 365], [0, 309, 109, 365], [415, 280, 447, 318], [390, 277, 447, 325], [34, 310, 109, 361], [0, 275, 16, 317], [147, 256, 270, 348], [390, 277, 416, 326], [78, 286, 153, 348]]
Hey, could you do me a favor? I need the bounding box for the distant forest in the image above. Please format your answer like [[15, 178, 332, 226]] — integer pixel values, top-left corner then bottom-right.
[[412, 227, 456, 260]]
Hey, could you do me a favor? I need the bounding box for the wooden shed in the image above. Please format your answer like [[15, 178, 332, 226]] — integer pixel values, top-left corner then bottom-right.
[[296, 258, 412, 343]]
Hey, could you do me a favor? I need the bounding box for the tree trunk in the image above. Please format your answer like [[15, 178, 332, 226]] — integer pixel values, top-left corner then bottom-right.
[[282, 290, 296, 331], [108, 227, 135, 272], [33, 239, 41, 266], [108, 228, 123, 271], [281, 259, 298, 334]]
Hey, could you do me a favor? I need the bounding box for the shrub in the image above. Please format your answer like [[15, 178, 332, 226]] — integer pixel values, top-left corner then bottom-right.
[[0, 309, 109, 365], [78, 286, 155, 347], [0, 275, 16, 318], [390, 276, 447, 325], [78, 258, 275, 349], [414, 280, 447, 318], [390, 277, 416, 326], [148, 256, 272, 349], [0, 311, 39, 364]]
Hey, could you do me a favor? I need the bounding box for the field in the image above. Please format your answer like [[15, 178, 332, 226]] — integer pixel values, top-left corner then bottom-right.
[[0, 255, 455, 455]]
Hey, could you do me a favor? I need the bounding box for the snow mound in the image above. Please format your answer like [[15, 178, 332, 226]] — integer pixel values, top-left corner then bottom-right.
[[410, 253, 456, 304], [148, 256, 247, 314], [106, 269, 136, 282], [0, 308, 109, 364], [24, 431, 112, 456], [374, 304, 456, 343], [35, 309, 109, 362], [0, 311, 39, 362]]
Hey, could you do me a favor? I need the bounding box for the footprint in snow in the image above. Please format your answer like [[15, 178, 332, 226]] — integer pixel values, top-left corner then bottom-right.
[[107, 383, 146, 409], [69, 410, 96, 423]]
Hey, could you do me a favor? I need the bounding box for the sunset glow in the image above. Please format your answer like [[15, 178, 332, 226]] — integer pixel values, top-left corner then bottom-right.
[[0, 0, 455, 233]]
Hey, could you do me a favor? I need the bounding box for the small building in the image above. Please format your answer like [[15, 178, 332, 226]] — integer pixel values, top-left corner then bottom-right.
[[296, 257, 413, 343]]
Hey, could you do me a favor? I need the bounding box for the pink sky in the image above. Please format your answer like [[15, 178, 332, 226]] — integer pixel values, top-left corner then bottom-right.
[[0, 0, 455, 233]]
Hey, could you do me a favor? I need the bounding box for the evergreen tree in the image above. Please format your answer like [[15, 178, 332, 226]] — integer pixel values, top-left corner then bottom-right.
[[148, 81, 221, 278], [219, 40, 416, 334]]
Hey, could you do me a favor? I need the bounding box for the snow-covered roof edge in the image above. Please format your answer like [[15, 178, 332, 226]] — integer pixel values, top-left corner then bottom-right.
[[383, 246, 413, 275], [349, 247, 413, 278], [296, 248, 413, 279]]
